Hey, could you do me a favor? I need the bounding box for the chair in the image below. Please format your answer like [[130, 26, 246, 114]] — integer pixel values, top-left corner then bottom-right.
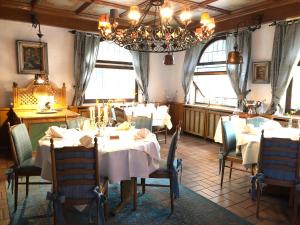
[[153, 105, 170, 144], [139, 123, 182, 213], [132, 114, 153, 132], [252, 130, 300, 224], [7, 122, 50, 212], [220, 118, 254, 187], [66, 116, 88, 129], [113, 107, 127, 125], [48, 137, 108, 225], [246, 116, 271, 128]]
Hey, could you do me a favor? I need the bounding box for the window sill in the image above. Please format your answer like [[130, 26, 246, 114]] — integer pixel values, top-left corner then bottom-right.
[[185, 103, 235, 113]]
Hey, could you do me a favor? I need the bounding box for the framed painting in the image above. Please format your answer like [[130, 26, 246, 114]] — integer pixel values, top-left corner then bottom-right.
[[16, 41, 48, 74], [252, 61, 270, 84]]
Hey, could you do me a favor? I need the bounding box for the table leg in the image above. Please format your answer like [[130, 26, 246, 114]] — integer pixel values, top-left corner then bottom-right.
[[112, 177, 137, 215]]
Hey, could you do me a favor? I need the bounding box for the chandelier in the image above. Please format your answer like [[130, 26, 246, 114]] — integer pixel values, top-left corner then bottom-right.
[[98, 0, 215, 53]]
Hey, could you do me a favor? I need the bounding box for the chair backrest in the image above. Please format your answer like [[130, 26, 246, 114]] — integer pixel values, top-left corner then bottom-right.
[[8, 122, 33, 166], [258, 130, 300, 185], [66, 116, 88, 129], [221, 118, 236, 154], [133, 114, 153, 131], [166, 123, 181, 169], [50, 137, 100, 205], [246, 116, 270, 128], [114, 107, 127, 124]]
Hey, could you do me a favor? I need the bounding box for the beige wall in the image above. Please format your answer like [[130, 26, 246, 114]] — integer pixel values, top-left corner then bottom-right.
[[0, 19, 75, 107]]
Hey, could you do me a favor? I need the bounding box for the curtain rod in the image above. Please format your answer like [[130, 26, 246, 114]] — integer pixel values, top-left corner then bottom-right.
[[269, 18, 299, 26], [68, 30, 100, 36]]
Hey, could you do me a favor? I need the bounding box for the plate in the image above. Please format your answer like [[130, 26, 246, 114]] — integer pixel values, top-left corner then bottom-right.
[[36, 110, 58, 114]]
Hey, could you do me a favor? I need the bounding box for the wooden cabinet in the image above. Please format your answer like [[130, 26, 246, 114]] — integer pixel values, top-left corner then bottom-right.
[[183, 105, 232, 139]]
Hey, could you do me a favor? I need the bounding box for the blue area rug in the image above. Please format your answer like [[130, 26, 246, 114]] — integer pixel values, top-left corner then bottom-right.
[[7, 179, 253, 225]]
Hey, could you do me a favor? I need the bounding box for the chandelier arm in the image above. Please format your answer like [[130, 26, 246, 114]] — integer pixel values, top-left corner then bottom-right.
[[136, 3, 152, 28]]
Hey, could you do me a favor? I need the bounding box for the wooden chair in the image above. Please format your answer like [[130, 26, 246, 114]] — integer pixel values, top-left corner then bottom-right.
[[220, 118, 254, 187], [7, 122, 50, 212], [253, 130, 300, 224], [153, 105, 170, 144], [49, 137, 108, 225], [132, 114, 153, 132], [139, 123, 182, 213]]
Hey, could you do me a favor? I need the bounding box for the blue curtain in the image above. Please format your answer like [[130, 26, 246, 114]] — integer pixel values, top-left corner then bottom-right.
[[72, 32, 100, 106], [267, 22, 300, 114], [130, 51, 150, 102], [226, 30, 252, 110], [181, 43, 205, 103]]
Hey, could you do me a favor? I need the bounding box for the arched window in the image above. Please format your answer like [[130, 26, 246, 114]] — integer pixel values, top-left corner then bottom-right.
[[85, 41, 137, 102], [193, 38, 237, 106]]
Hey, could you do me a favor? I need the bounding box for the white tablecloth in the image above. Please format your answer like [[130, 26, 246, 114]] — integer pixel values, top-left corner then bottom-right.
[[35, 128, 161, 183], [124, 104, 172, 129]]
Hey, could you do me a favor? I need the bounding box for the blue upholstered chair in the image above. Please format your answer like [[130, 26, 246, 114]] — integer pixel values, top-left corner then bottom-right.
[[252, 130, 300, 224], [132, 114, 153, 132], [220, 118, 254, 187], [48, 137, 108, 225], [8, 122, 50, 212], [66, 116, 88, 129], [139, 123, 182, 213], [246, 116, 270, 128]]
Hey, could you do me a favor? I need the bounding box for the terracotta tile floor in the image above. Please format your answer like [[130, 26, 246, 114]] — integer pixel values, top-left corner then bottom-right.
[[0, 134, 298, 225]]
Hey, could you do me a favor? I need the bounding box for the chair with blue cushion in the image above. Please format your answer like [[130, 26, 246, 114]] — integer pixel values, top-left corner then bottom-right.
[[8, 122, 50, 212], [246, 116, 271, 128], [49, 137, 108, 225], [132, 114, 153, 132], [66, 116, 88, 129], [139, 123, 182, 213], [220, 118, 254, 187], [252, 130, 300, 224]]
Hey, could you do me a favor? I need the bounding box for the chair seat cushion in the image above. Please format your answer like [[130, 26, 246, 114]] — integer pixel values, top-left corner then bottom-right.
[[17, 158, 41, 175]]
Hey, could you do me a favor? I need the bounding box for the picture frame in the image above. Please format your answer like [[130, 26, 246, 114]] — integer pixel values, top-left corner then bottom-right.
[[16, 40, 48, 74], [252, 61, 270, 84]]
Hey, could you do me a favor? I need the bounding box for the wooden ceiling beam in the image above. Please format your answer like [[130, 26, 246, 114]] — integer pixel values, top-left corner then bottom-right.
[[75, 1, 93, 15], [31, 0, 39, 8]]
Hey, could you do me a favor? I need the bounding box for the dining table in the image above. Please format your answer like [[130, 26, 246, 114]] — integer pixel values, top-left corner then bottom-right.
[[34, 126, 161, 212], [214, 116, 300, 167]]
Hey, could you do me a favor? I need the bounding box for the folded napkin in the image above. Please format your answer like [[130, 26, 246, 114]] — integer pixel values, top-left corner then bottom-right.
[[116, 121, 131, 131], [262, 120, 282, 131], [45, 126, 65, 138], [79, 135, 94, 148], [134, 128, 151, 140], [243, 124, 259, 135]]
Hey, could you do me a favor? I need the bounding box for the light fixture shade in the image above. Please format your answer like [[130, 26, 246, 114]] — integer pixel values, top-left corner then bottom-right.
[[160, 1, 173, 20], [179, 7, 192, 23], [164, 53, 174, 65], [227, 51, 243, 64], [128, 6, 141, 22], [201, 12, 210, 26]]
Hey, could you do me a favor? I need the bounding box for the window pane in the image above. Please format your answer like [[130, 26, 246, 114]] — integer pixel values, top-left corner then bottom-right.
[[199, 39, 226, 63], [291, 65, 300, 110], [97, 41, 132, 62], [85, 68, 136, 100], [194, 75, 237, 107]]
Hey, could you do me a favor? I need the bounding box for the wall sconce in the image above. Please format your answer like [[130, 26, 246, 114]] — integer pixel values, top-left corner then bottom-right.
[[34, 74, 49, 85], [163, 53, 174, 65]]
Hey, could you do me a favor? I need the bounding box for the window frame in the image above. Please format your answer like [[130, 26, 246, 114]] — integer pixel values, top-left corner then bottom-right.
[[285, 78, 300, 115], [84, 59, 138, 103], [193, 36, 236, 107]]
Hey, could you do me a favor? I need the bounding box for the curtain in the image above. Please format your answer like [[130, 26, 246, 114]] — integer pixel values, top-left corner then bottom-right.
[[72, 32, 100, 106], [226, 30, 252, 110], [181, 43, 205, 103], [267, 22, 300, 114], [130, 51, 150, 102]]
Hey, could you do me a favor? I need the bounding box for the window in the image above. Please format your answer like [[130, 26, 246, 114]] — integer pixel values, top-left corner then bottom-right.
[[285, 62, 300, 112], [193, 38, 237, 107], [85, 41, 137, 102]]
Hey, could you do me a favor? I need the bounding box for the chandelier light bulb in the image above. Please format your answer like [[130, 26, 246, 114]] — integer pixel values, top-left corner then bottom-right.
[[128, 6, 141, 23], [160, 1, 173, 20], [180, 7, 192, 23], [207, 18, 215, 30], [201, 12, 211, 26]]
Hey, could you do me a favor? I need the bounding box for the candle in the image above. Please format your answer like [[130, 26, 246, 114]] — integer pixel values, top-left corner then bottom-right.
[[104, 105, 108, 122], [97, 105, 101, 123]]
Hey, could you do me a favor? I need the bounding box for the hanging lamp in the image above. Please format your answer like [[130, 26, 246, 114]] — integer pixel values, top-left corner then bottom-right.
[[227, 25, 243, 64]]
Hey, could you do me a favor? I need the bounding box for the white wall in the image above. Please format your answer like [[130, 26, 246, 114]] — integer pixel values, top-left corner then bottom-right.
[[0, 19, 74, 107], [248, 24, 275, 109]]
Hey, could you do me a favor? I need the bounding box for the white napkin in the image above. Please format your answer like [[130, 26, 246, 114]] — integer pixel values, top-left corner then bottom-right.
[[134, 128, 151, 140], [45, 126, 65, 138], [243, 124, 259, 135], [262, 120, 282, 131], [116, 121, 131, 131], [79, 135, 94, 148]]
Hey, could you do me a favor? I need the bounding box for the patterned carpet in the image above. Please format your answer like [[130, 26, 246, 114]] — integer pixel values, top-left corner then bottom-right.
[[7, 178, 253, 225]]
